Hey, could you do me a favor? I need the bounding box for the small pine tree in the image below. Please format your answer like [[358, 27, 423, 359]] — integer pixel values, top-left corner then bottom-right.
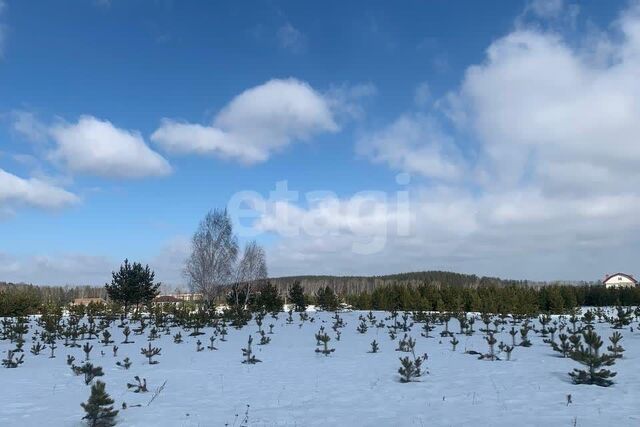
[[2, 350, 24, 368], [30, 341, 45, 355], [450, 337, 459, 351], [140, 342, 161, 365], [568, 329, 617, 387], [126, 376, 148, 393], [73, 362, 105, 385], [241, 335, 261, 364], [101, 330, 113, 346], [357, 320, 368, 334], [116, 357, 131, 370], [607, 331, 624, 359], [83, 342, 94, 361], [398, 353, 427, 383], [369, 340, 379, 353], [314, 330, 335, 356], [81, 380, 118, 427], [121, 326, 133, 344], [258, 330, 270, 345], [288, 282, 307, 312]]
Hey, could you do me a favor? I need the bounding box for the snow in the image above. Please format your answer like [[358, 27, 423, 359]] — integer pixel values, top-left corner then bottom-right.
[[1, 310, 639, 426]]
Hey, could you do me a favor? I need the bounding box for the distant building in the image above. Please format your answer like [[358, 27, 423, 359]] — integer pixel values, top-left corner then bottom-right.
[[602, 273, 638, 288], [171, 292, 203, 302], [72, 297, 106, 306], [152, 295, 182, 306]]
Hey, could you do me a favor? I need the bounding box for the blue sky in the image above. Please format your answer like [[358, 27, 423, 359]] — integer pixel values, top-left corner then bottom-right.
[[1, 0, 639, 286]]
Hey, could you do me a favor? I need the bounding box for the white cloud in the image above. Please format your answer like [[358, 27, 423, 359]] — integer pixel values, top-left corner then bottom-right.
[[50, 116, 172, 178], [357, 114, 463, 180], [11, 111, 48, 143], [527, 0, 565, 19], [252, 2, 640, 280], [152, 78, 339, 164], [0, 168, 78, 210], [0, 235, 190, 286], [277, 23, 306, 53]]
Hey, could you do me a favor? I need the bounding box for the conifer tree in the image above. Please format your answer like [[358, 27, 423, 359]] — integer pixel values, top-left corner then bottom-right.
[[83, 342, 93, 361], [72, 362, 105, 385], [2, 350, 24, 368], [241, 335, 261, 364], [369, 340, 379, 353], [105, 259, 160, 314], [30, 341, 44, 355], [81, 380, 118, 427], [288, 282, 307, 312], [140, 342, 161, 365], [568, 329, 617, 387], [314, 329, 335, 356], [126, 376, 148, 393], [607, 331, 624, 358], [450, 337, 459, 351]]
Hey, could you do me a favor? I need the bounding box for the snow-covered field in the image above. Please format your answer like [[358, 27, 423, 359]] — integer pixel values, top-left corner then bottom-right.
[[1, 310, 639, 426]]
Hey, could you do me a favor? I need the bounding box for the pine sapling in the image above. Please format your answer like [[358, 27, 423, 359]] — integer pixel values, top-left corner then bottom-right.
[[569, 329, 617, 387], [101, 330, 113, 346], [450, 337, 459, 351], [83, 342, 94, 361], [30, 341, 44, 355], [241, 335, 262, 364], [357, 320, 368, 334], [314, 330, 335, 356], [116, 357, 132, 370], [607, 331, 624, 359], [369, 340, 379, 353], [258, 330, 271, 345], [81, 380, 118, 427], [140, 342, 161, 365], [2, 350, 24, 368], [126, 376, 148, 393], [121, 326, 133, 344], [72, 362, 104, 385]]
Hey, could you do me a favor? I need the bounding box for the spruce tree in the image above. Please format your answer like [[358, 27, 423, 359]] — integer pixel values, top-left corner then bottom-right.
[[81, 380, 118, 427]]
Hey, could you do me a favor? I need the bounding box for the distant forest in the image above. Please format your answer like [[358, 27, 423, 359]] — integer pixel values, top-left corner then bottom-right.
[[1, 270, 597, 312]]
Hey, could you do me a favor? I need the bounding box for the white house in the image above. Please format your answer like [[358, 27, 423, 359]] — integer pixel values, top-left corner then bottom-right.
[[602, 273, 638, 288]]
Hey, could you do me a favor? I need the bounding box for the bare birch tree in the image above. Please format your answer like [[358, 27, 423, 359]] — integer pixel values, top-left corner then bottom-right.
[[184, 209, 239, 300], [233, 241, 268, 308]]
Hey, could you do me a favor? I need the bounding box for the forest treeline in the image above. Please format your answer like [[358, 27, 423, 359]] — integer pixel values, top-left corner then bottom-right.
[[1, 270, 634, 317]]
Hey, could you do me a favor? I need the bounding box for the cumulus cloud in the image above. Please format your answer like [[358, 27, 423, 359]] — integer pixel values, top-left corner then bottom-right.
[[357, 114, 463, 181], [50, 116, 172, 178], [151, 78, 339, 164], [0, 168, 78, 210], [250, 2, 640, 280]]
